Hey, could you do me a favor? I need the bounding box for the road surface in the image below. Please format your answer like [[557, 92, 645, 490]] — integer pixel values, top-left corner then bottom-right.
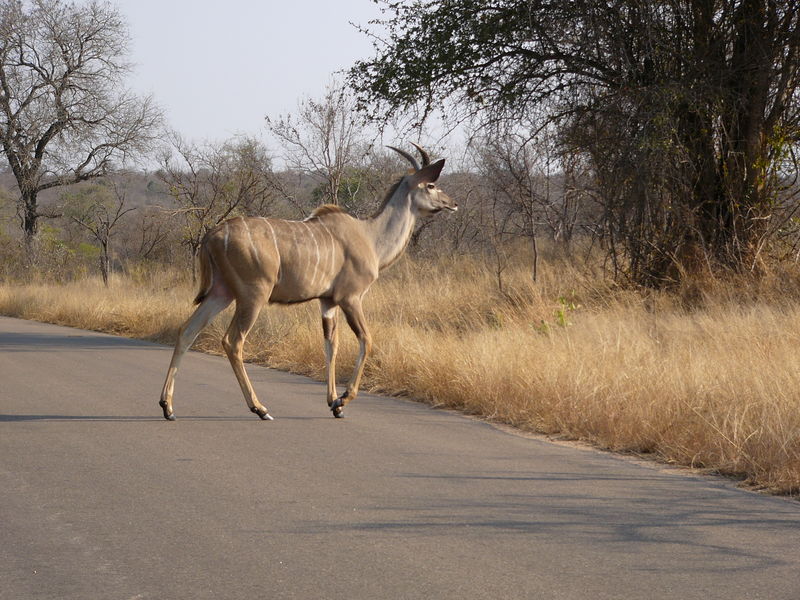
[[1, 315, 799, 599]]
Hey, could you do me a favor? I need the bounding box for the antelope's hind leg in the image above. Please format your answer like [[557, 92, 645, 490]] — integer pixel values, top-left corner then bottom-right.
[[222, 298, 273, 420], [159, 293, 232, 420]]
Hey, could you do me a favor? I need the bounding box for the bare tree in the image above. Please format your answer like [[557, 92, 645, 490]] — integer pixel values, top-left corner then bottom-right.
[[0, 0, 161, 249], [475, 127, 583, 249], [406, 169, 486, 255], [62, 177, 135, 286], [266, 80, 370, 207], [127, 205, 174, 263], [158, 134, 277, 281]]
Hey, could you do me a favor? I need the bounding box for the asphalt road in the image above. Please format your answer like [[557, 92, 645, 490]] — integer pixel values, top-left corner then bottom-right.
[[1, 315, 799, 600]]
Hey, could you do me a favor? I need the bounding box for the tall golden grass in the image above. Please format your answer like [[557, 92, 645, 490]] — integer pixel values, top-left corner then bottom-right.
[[1, 252, 799, 495]]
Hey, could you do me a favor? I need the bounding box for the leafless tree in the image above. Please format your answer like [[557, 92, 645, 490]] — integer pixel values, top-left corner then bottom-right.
[[127, 205, 174, 263], [62, 177, 135, 286], [476, 127, 583, 249], [466, 124, 589, 283], [0, 0, 162, 249], [266, 80, 371, 207]]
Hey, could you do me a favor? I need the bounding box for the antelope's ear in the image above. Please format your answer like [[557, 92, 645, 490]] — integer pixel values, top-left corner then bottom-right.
[[410, 159, 445, 185]]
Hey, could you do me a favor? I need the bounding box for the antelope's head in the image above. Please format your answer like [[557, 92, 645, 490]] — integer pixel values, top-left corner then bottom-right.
[[388, 143, 458, 216]]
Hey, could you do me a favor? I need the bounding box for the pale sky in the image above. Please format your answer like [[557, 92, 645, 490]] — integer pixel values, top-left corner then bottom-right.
[[116, 0, 384, 143]]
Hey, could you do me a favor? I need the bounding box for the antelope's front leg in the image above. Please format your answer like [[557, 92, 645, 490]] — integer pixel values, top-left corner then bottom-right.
[[221, 299, 274, 421], [320, 300, 339, 409], [331, 298, 372, 418]]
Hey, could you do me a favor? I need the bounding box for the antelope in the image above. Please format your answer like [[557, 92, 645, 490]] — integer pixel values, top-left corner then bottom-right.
[[159, 144, 457, 420]]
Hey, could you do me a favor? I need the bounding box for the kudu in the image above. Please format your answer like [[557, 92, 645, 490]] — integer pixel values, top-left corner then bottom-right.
[[159, 144, 457, 420]]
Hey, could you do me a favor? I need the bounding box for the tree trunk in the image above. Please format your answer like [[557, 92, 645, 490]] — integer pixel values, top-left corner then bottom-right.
[[100, 241, 110, 287], [190, 243, 200, 285], [20, 187, 39, 249]]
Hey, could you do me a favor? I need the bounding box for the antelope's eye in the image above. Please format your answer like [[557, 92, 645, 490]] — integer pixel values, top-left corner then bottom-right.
[[426, 183, 436, 189]]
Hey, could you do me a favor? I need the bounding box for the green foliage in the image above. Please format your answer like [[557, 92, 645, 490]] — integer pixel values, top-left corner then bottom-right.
[[533, 293, 580, 335], [352, 1, 537, 122], [38, 225, 70, 254], [1, 224, 104, 282], [62, 184, 115, 223], [554, 294, 580, 328], [76, 242, 101, 260]]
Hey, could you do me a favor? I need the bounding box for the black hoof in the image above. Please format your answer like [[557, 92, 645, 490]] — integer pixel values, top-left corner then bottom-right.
[[331, 398, 345, 419], [159, 400, 175, 421], [251, 406, 274, 421]]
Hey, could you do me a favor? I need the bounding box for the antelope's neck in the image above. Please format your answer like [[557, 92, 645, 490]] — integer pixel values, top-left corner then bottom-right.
[[366, 183, 416, 270]]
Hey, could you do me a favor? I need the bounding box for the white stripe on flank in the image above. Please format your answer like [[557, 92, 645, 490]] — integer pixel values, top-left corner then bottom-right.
[[288, 223, 299, 264], [261, 218, 281, 261], [319, 222, 336, 282], [303, 222, 321, 288], [241, 219, 260, 264], [223, 221, 230, 252]]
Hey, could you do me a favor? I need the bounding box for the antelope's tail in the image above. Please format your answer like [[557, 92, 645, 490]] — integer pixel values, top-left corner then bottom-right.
[[193, 241, 214, 305]]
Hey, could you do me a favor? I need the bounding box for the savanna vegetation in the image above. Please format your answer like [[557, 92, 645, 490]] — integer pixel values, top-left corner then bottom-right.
[[1, 0, 799, 496]]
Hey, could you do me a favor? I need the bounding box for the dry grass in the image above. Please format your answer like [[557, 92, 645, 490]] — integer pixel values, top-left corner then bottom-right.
[[1, 253, 799, 496]]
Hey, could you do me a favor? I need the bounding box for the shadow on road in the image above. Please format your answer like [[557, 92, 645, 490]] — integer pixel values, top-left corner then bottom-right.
[[0, 330, 158, 352], [0, 414, 274, 422], [291, 472, 800, 576]]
